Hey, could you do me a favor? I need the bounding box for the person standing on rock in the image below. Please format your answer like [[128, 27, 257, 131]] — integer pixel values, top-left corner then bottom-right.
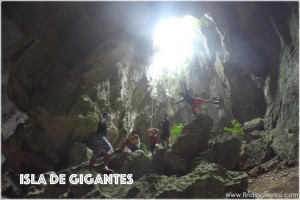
[[174, 80, 221, 116], [90, 112, 114, 173], [161, 113, 171, 149], [148, 128, 159, 156], [116, 129, 140, 152]]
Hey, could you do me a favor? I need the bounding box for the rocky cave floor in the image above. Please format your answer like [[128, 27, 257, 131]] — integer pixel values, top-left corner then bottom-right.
[[2, 153, 299, 199], [2, 143, 300, 198], [248, 158, 299, 199]]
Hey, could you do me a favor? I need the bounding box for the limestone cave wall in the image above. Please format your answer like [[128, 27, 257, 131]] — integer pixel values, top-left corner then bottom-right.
[[1, 2, 298, 173]]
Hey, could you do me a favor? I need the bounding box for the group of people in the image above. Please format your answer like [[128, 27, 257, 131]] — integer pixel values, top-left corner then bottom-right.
[[89, 81, 221, 172], [89, 112, 171, 173], [115, 113, 171, 156], [149, 113, 171, 154]]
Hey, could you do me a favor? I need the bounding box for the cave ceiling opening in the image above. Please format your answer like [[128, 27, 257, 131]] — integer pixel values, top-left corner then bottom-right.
[[147, 14, 210, 102]]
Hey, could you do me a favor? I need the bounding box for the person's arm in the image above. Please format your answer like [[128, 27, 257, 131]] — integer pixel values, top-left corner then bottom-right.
[[124, 135, 138, 140]]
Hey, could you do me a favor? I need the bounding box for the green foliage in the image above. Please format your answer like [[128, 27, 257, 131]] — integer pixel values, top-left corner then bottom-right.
[[224, 119, 244, 140], [169, 123, 184, 144], [139, 142, 151, 157], [171, 123, 184, 135], [150, 58, 193, 101], [192, 15, 211, 29], [198, 15, 211, 27]]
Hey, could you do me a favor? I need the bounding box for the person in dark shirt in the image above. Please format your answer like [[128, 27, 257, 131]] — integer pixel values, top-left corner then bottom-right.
[[89, 112, 114, 172], [160, 113, 171, 149], [174, 81, 220, 116]]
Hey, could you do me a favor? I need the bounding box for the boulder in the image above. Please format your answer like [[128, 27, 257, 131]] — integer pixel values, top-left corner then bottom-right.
[[109, 150, 150, 180], [171, 114, 213, 159], [241, 133, 274, 170], [270, 127, 298, 161], [198, 103, 231, 134], [172, 133, 209, 159], [243, 118, 265, 134], [209, 133, 241, 170], [146, 149, 173, 176], [182, 114, 213, 134], [125, 162, 248, 198], [67, 142, 93, 167], [164, 150, 189, 175], [244, 130, 265, 143], [164, 114, 213, 174], [190, 149, 216, 171]]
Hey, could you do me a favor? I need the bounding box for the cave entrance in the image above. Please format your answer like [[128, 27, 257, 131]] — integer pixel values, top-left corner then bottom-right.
[[147, 15, 204, 102]]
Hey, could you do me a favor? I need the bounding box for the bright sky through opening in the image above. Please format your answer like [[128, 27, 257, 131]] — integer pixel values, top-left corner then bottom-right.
[[149, 15, 200, 81]]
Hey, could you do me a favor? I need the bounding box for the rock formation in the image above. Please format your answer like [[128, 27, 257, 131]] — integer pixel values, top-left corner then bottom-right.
[[3, 114, 248, 198], [1, 1, 298, 198]]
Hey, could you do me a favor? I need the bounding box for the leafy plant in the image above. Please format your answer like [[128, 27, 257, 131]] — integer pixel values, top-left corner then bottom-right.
[[170, 123, 184, 144], [171, 123, 184, 135], [198, 15, 211, 27], [224, 119, 244, 140]]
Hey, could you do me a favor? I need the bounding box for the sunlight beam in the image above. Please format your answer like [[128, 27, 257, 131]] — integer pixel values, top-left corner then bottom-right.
[[148, 15, 200, 83]]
